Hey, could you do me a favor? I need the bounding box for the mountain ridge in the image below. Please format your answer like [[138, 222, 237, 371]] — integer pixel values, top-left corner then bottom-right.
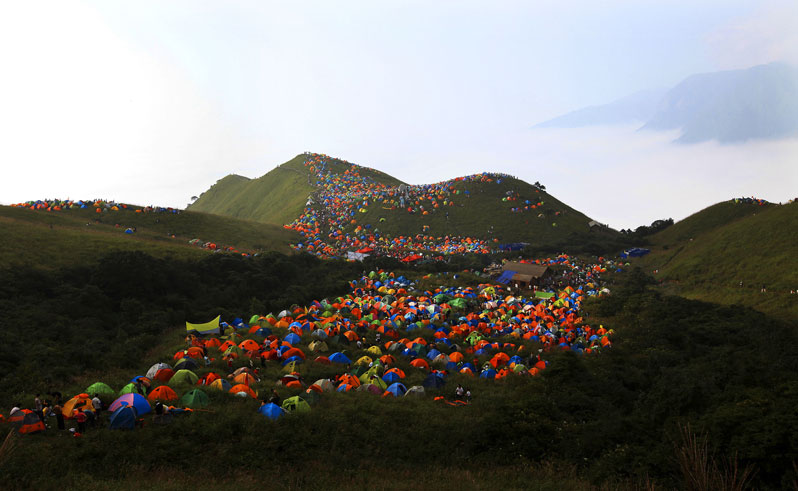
[[536, 62, 798, 143]]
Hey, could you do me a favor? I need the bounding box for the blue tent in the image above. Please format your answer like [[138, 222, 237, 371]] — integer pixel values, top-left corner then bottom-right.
[[422, 373, 446, 389], [254, 327, 272, 337], [382, 371, 401, 383], [257, 402, 285, 421], [108, 405, 138, 430], [479, 369, 497, 379], [385, 383, 407, 397], [328, 352, 351, 364], [426, 349, 441, 360], [284, 333, 301, 345]]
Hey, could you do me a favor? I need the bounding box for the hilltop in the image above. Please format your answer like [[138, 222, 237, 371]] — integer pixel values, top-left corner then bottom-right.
[[189, 153, 612, 259], [0, 201, 299, 270], [637, 199, 798, 319]]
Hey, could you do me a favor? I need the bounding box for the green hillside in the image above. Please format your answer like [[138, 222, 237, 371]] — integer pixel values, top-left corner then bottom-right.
[[190, 153, 608, 249], [639, 201, 797, 319], [0, 204, 298, 270], [188, 155, 316, 226], [354, 176, 597, 244]]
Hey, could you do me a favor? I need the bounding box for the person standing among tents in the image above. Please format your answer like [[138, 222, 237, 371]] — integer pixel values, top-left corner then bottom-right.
[[53, 403, 65, 430], [91, 394, 102, 423], [75, 409, 87, 434], [153, 400, 164, 424], [34, 394, 43, 421], [269, 389, 281, 406]]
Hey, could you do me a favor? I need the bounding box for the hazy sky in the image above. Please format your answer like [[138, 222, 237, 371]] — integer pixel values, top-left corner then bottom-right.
[[1, 1, 796, 228]]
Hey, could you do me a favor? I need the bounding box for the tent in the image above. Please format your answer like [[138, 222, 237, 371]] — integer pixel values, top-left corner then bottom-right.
[[329, 352, 351, 364], [174, 358, 199, 372], [405, 385, 425, 397], [169, 369, 199, 387], [383, 383, 407, 397], [85, 382, 115, 398], [9, 409, 45, 434], [309, 340, 329, 352], [186, 315, 221, 335], [180, 389, 210, 408], [108, 406, 138, 430], [229, 384, 257, 399], [109, 393, 152, 415], [309, 379, 335, 393], [209, 379, 233, 392], [62, 394, 94, 418], [257, 402, 285, 421], [281, 396, 311, 414], [423, 373, 446, 389], [147, 386, 178, 403]]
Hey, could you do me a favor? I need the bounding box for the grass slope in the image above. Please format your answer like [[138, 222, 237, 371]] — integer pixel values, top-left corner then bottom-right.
[[355, 176, 598, 243], [640, 201, 798, 319], [0, 204, 298, 270], [191, 152, 605, 244], [189, 155, 317, 226]]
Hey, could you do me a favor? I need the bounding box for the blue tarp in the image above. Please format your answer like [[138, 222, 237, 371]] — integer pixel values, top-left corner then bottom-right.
[[496, 270, 517, 285], [620, 248, 651, 258]]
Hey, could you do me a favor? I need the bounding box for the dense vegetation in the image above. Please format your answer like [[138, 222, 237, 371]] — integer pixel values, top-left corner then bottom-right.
[[1, 249, 796, 488], [0, 251, 360, 401]]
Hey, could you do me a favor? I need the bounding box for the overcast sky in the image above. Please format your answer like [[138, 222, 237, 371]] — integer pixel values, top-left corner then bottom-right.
[[1, 1, 796, 228]]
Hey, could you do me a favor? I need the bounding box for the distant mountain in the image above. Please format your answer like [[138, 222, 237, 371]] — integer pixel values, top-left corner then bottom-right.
[[535, 89, 667, 128], [536, 63, 798, 143], [641, 63, 798, 143]]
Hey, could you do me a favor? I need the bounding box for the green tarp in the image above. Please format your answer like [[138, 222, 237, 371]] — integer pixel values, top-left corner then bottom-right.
[[534, 291, 555, 300]]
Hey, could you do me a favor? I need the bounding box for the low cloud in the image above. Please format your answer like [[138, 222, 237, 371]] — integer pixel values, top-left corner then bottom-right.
[[369, 125, 798, 230], [706, 1, 798, 69]]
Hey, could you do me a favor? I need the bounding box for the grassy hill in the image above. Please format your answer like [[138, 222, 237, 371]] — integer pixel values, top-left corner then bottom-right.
[[190, 153, 608, 246], [0, 204, 298, 270], [188, 155, 317, 226], [638, 200, 798, 319], [353, 175, 597, 244]]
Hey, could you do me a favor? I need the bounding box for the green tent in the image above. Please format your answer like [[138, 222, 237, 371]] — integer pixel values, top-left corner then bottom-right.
[[118, 383, 141, 396], [180, 388, 209, 408], [86, 382, 115, 398], [281, 396, 311, 414], [449, 298, 468, 309], [248, 314, 261, 325], [466, 331, 484, 345], [302, 390, 320, 405], [169, 369, 199, 386], [433, 294, 451, 304]]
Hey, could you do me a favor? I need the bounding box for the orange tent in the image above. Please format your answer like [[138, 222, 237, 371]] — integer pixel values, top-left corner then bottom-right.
[[148, 386, 178, 402], [233, 373, 257, 386], [229, 384, 257, 398], [239, 339, 260, 351], [62, 394, 93, 418], [410, 358, 430, 370]]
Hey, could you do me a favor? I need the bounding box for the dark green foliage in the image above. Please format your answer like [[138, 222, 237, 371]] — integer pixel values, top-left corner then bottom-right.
[[0, 250, 360, 401]]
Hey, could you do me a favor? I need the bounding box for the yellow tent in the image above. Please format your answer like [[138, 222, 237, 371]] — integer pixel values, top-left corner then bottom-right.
[[186, 315, 220, 335]]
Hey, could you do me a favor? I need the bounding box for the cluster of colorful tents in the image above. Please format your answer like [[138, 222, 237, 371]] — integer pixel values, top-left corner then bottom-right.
[[285, 153, 502, 259], [6, 253, 615, 433], [10, 199, 181, 215]]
